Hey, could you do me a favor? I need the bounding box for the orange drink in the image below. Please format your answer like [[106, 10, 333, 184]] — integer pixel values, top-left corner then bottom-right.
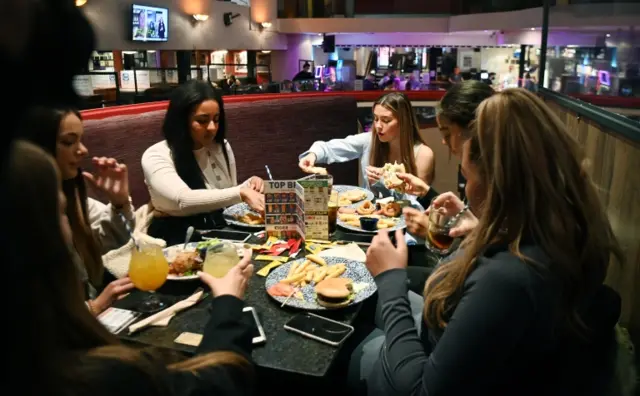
[[129, 244, 169, 292]]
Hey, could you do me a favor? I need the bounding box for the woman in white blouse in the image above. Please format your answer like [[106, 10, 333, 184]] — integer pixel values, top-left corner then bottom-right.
[[298, 91, 434, 195], [142, 80, 264, 245], [23, 107, 135, 316]]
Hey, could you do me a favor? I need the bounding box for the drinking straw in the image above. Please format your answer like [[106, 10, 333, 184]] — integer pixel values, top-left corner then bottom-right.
[[119, 212, 140, 251], [265, 165, 274, 181]]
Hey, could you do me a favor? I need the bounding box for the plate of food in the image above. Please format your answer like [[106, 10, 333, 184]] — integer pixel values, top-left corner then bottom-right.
[[331, 185, 374, 207], [164, 240, 245, 280], [223, 203, 265, 229], [337, 199, 406, 233], [265, 255, 376, 310]]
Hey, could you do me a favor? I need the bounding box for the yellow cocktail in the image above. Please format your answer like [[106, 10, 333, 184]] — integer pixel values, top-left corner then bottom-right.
[[129, 245, 169, 291], [129, 242, 169, 312], [203, 242, 240, 278]]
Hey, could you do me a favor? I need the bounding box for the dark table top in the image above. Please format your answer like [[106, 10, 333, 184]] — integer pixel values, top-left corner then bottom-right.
[[114, 226, 440, 378], [115, 228, 374, 378]]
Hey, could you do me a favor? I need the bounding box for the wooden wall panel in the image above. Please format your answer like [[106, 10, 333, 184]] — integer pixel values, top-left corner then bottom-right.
[[545, 99, 640, 341]]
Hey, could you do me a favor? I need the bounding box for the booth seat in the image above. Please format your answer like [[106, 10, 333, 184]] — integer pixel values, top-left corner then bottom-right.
[[81, 95, 360, 206]]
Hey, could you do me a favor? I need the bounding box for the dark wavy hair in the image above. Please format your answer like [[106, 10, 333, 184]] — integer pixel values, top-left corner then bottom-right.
[[21, 106, 104, 287], [437, 80, 495, 129], [163, 80, 229, 190]]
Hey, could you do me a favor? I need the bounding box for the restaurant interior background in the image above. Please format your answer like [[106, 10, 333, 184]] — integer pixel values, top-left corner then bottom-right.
[[73, 0, 639, 349]]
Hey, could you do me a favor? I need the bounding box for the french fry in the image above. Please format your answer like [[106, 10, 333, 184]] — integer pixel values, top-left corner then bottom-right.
[[305, 270, 314, 282], [313, 267, 328, 283], [287, 262, 299, 278], [326, 264, 346, 279], [280, 272, 306, 284], [300, 280, 307, 287], [294, 260, 311, 274], [306, 254, 327, 266]]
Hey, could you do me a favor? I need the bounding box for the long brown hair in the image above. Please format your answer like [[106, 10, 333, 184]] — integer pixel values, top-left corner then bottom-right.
[[21, 106, 104, 286], [369, 92, 425, 177], [8, 141, 249, 394], [424, 89, 623, 336]]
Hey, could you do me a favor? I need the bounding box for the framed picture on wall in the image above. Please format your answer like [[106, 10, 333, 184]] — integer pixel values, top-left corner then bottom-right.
[[299, 60, 314, 71], [234, 51, 247, 73]]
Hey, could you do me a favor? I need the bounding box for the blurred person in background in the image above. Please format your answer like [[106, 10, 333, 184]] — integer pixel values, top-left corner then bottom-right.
[[293, 62, 314, 81], [2, 1, 97, 393]]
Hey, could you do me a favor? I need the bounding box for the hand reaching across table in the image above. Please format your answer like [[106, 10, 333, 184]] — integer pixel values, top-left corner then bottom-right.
[[298, 153, 317, 172], [247, 176, 264, 194], [403, 207, 429, 239], [395, 172, 432, 197], [240, 188, 265, 214]]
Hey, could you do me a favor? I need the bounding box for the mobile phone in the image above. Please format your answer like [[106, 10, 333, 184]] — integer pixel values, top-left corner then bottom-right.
[[284, 312, 354, 347], [243, 306, 267, 345]]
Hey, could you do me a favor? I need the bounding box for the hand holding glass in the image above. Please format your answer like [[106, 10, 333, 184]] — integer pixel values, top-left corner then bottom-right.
[[128, 241, 169, 313]]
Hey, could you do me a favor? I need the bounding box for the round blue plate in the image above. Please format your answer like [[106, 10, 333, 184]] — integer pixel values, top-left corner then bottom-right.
[[265, 256, 376, 310]]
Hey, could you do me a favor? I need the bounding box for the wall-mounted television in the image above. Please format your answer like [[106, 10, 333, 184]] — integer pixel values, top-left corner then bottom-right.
[[132, 4, 168, 42]]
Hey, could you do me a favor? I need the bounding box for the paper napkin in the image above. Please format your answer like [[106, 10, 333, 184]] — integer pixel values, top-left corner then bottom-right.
[[128, 290, 204, 334]]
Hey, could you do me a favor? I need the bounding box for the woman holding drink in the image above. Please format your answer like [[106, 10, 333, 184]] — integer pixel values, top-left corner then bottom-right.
[[401, 80, 494, 240], [22, 106, 136, 315], [298, 92, 435, 196], [8, 141, 256, 396], [349, 89, 623, 395]]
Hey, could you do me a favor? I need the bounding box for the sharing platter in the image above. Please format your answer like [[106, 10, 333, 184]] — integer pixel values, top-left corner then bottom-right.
[[337, 200, 406, 233]]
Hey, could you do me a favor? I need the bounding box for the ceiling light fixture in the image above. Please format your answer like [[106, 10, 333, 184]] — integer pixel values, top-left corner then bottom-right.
[[76, 0, 87, 6], [261, 22, 272, 28], [530, 27, 535, 31], [193, 14, 209, 21], [261, 50, 271, 54]]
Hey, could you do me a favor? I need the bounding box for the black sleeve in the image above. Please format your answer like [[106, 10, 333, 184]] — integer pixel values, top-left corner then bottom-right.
[[374, 265, 535, 396], [167, 295, 255, 396], [197, 295, 253, 359], [417, 187, 439, 209]]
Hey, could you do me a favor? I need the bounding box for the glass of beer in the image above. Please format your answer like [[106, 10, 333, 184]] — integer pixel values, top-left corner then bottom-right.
[[425, 204, 457, 255], [203, 242, 240, 278], [129, 241, 169, 313]]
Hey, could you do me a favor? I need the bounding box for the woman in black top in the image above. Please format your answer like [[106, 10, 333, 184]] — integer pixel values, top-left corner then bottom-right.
[[400, 80, 493, 240], [349, 89, 622, 396], [8, 141, 254, 396]]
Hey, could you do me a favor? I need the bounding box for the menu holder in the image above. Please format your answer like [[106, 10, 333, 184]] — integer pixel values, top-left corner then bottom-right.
[[264, 175, 330, 241]]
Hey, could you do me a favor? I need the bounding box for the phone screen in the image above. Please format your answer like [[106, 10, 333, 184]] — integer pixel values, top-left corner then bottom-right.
[[285, 313, 353, 345], [242, 307, 266, 344]]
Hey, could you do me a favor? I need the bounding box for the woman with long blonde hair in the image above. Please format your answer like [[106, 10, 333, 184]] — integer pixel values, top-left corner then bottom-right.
[[350, 89, 623, 396], [298, 92, 434, 194], [7, 141, 255, 396]]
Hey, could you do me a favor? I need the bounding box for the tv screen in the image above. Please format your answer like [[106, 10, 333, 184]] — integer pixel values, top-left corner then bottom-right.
[[132, 4, 168, 42]]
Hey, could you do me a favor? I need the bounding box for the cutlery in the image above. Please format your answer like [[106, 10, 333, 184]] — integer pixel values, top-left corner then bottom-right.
[[183, 226, 195, 250]]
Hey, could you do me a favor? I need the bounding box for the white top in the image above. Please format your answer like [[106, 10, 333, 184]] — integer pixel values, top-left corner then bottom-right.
[[142, 140, 247, 217], [87, 197, 135, 254], [300, 132, 424, 190]]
